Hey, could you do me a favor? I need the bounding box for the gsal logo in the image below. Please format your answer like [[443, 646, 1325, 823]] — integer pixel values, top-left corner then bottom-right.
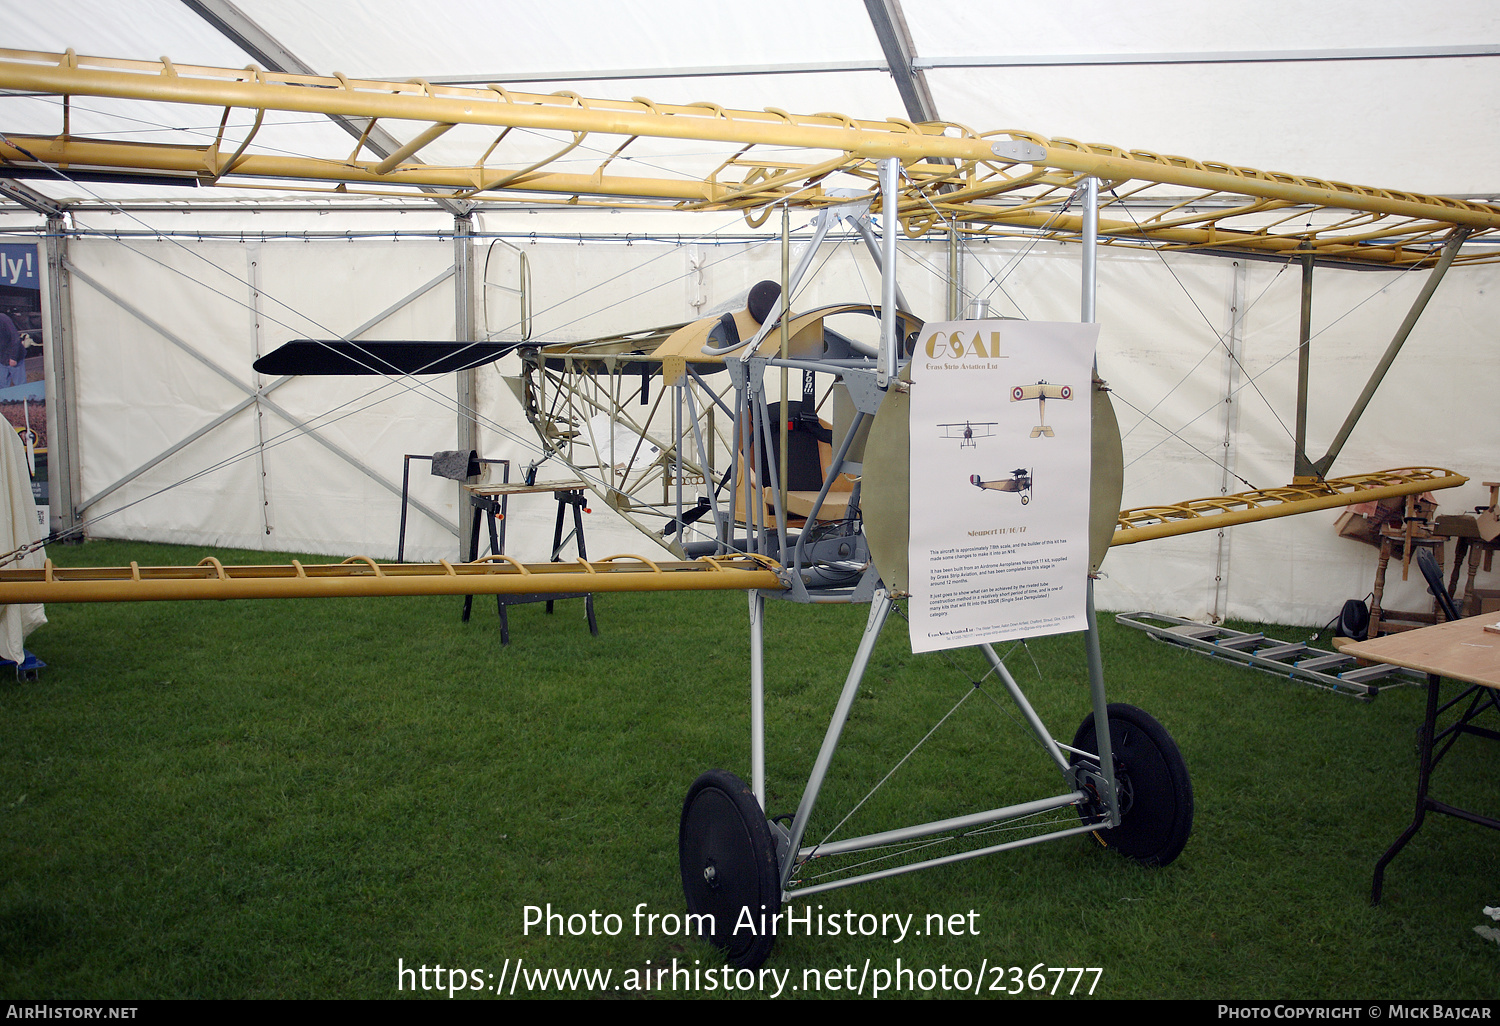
[[923, 328, 1007, 360]]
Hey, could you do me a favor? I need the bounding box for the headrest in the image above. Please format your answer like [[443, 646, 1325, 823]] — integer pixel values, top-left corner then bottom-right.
[[747, 280, 782, 325]]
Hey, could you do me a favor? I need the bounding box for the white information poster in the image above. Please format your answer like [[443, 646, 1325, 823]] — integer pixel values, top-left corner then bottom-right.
[[906, 320, 1100, 653]]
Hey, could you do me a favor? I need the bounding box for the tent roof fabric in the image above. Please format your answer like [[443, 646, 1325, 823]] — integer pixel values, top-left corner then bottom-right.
[[1, 0, 1496, 206]]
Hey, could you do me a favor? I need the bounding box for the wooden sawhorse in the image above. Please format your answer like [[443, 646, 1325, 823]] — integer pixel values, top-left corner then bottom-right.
[[462, 479, 599, 644]]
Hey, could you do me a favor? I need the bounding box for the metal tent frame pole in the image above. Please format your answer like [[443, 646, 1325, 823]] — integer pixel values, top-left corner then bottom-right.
[[43, 213, 81, 538], [454, 213, 479, 559]]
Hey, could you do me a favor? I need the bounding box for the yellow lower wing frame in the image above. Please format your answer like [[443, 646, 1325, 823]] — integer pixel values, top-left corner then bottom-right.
[[1112, 467, 1465, 546], [0, 554, 784, 604], [0, 469, 1465, 603]]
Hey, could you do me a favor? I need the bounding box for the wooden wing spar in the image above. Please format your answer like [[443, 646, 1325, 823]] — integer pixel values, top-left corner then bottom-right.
[[3, 49, 1500, 267], [0, 464, 1461, 606]]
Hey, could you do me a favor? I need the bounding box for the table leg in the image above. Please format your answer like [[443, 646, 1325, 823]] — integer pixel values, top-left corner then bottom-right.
[[1463, 540, 1481, 616], [497, 489, 510, 644], [1372, 672, 1440, 905]]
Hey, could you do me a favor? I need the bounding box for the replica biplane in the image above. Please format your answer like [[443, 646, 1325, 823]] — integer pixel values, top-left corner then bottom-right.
[[0, 48, 1491, 969], [939, 421, 995, 448], [970, 468, 1034, 504], [1011, 381, 1073, 438]]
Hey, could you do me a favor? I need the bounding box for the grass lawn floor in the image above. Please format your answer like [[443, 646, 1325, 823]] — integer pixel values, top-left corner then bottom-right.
[[0, 540, 1495, 999]]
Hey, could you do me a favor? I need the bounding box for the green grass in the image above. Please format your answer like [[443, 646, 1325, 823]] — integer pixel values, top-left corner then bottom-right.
[[0, 540, 1495, 999]]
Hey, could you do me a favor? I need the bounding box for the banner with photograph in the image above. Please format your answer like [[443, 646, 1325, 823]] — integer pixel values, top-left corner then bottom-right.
[[0, 242, 45, 511], [906, 320, 1098, 653]]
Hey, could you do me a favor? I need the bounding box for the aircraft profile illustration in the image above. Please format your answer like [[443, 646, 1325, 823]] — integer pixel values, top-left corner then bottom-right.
[[1011, 381, 1074, 437], [970, 468, 1034, 504], [938, 420, 996, 448]]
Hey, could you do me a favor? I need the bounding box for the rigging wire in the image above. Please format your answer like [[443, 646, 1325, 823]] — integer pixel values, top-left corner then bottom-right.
[[1119, 252, 1432, 475], [805, 684, 979, 859], [895, 168, 1190, 325], [968, 188, 1085, 318], [896, 164, 1087, 320], [888, 170, 1261, 490], [1106, 188, 1300, 452], [793, 604, 1075, 885], [1113, 255, 1295, 447]]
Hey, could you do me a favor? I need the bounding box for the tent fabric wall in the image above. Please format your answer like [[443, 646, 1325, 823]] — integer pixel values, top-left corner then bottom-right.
[[67, 237, 470, 561], [0, 4, 1495, 625]]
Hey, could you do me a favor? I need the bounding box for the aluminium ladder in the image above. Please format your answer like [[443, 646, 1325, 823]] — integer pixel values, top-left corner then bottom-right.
[[1116, 611, 1426, 700]]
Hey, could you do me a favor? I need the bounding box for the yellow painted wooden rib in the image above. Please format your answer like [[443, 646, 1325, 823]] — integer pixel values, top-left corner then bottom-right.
[[1112, 467, 1467, 545], [0, 554, 784, 604]]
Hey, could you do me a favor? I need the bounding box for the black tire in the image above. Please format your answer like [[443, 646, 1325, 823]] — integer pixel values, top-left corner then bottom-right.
[[679, 769, 781, 969], [1070, 704, 1193, 866]]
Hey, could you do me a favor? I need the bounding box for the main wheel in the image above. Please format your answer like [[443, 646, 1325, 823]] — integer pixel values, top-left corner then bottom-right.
[[679, 769, 781, 969], [1070, 704, 1193, 866]]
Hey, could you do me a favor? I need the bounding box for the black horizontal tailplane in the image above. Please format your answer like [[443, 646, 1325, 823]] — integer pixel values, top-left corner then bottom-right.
[[253, 339, 516, 376]]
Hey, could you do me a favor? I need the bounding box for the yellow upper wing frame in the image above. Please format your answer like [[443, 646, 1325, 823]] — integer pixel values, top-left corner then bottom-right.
[[3, 49, 1498, 267]]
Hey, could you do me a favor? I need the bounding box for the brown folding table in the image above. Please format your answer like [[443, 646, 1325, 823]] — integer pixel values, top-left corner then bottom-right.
[[1337, 615, 1500, 903]]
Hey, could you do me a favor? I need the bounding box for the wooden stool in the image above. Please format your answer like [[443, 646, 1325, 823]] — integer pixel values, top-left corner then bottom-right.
[[1455, 481, 1500, 616], [1369, 493, 1444, 637]]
